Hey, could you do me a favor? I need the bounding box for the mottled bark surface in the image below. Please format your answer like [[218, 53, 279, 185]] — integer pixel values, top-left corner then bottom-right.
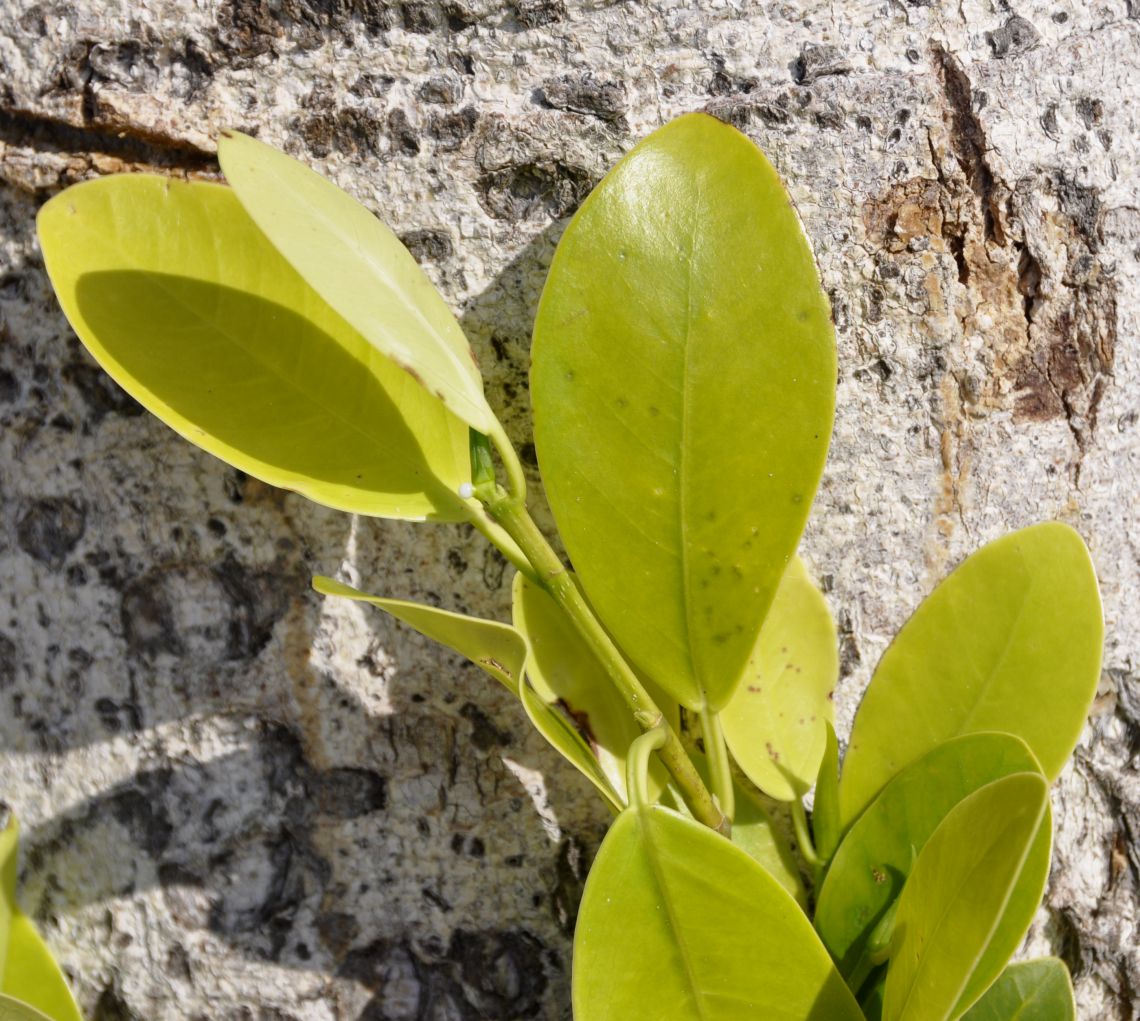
[[0, 1, 1137, 1018]]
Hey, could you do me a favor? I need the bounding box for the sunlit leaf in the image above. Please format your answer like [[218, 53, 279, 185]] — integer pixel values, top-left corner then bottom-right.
[[217, 131, 498, 436], [816, 733, 1050, 981], [721, 557, 837, 801], [313, 576, 525, 690], [532, 113, 835, 712], [573, 803, 862, 1021], [961, 958, 1075, 1021], [840, 523, 1102, 825], [1, 817, 84, 1021], [882, 773, 1050, 1021], [38, 177, 471, 522], [512, 573, 678, 807]]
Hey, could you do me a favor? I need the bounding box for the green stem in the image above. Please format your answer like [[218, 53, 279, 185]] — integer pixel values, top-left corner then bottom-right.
[[791, 797, 820, 869], [467, 512, 542, 584], [627, 723, 668, 809], [488, 421, 528, 504], [482, 485, 728, 835], [700, 706, 735, 822]]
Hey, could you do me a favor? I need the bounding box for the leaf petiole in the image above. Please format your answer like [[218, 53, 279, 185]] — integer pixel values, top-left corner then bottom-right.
[[699, 706, 735, 822]]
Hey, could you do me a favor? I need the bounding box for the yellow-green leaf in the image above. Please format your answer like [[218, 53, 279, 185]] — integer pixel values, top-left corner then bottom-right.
[[1, 817, 84, 1021], [37, 176, 470, 522], [217, 131, 497, 436], [313, 576, 525, 690], [840, 523, 1103, 826], [531, 113, 835, 712], [961, 959, 1075, 1021], [882, 773, 1050, 1021], [573, 803, 862, 1021], [815, 733, 1050, 982], [721, 557, 837, 801]]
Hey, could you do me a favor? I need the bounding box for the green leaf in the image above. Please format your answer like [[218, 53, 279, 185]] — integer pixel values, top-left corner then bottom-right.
[[513, 573, 663, 806], [882, 772, 1050, 1021], [37, 176, 471, 522], [812, 722, 841, 863], [0, 996, 57, 1021], [217, 131, 497, 437], [573, 803, 862, 1021], [531, 113, 835, 712], [961, 959, 1075, 1021], [839, 523, 1102, 825], [815, 733, 1050, 979], [313, 576, 525, 691], [721, 556, 837, 801], [1, 817, 84, 1021]]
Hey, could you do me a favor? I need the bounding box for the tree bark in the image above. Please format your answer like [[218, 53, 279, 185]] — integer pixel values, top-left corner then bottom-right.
[[0, 1, 1137, 1018]]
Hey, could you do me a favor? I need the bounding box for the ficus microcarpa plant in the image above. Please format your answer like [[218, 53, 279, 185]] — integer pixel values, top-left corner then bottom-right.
[[21, 113, 1102, 1020]]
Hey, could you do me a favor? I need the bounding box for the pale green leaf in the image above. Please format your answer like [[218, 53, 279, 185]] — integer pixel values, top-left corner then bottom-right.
[[0, 818, 84, 1021], [815, 733, 1050, 981], [961, 959, 1075, 1021], [882, 773, 1050, 1021], [313, 577, 525, 690], [531, 113, 835, 712], [37, 176, 470, 522], [840, 523, 1102, 825], [573, 803, 863, 1021], [721, 556, 837, 801], [217, 131, 497, 435]]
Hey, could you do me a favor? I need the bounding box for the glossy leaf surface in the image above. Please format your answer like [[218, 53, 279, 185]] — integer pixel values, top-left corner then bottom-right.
[[840, 523, 1102, 824], [722, 556, 837, 800], [812, 722, 841, 863], [961, 959, 1075, 1021], [532, 113, 835, 712], [816, 733, 1050, 977], [513, 573, 674, 806], [38, 177, 470, 521], [573, 803, 862, 1021], [1, 818, 83, 1021], [313, 577, 525, 691], [217, 131, 496, 434], [882, 773, 1049, 1021]]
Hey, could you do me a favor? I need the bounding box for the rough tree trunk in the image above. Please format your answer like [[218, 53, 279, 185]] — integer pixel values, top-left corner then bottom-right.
[[0, 1, 1137, 1018]]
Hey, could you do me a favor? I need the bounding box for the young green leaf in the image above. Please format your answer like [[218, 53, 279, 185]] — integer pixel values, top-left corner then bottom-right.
[[839, 523, 1102, 825], [815, 733, 1050, 979], [216, 131, 499, 438], [37, 177, 471, 522], [531, 113, 835, 713], [721, 556, 837, 801], [1, 817, 84, 1021], [882, 772, 1050, 1021], [512, 573, 675, 805], [313, 576, 525, 691], [961, 958, 1075, 1021], [573, 803, 862, 1021]]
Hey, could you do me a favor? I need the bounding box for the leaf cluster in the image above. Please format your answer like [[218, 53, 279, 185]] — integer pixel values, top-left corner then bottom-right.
[[32, 114, 1103, 1020]]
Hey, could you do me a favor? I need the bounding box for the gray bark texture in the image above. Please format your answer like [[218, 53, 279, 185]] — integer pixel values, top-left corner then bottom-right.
[[0, 0, 1137, 1018]]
